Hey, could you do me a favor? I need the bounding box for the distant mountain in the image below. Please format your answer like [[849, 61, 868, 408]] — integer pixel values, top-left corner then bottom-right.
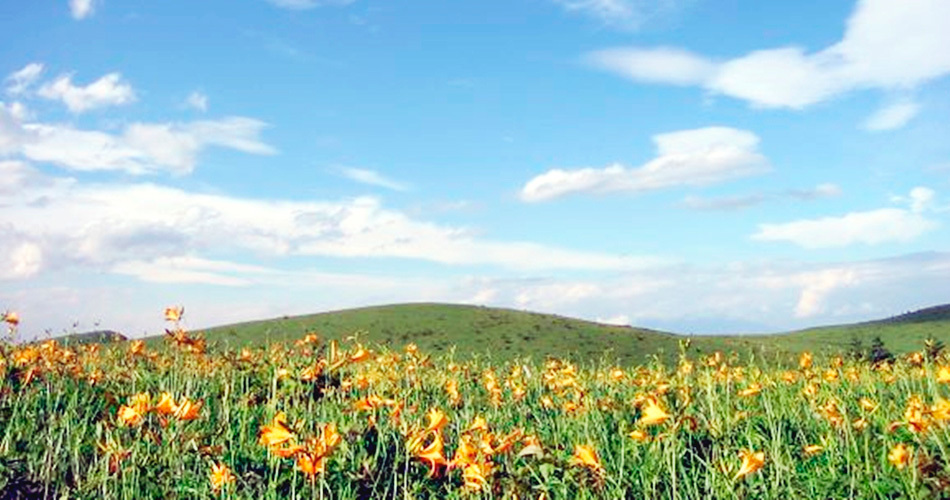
[[173, 302, 950, 365], [872, 304, 950, 324]]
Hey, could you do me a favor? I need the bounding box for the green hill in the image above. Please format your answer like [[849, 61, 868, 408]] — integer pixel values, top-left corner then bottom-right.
[[172, 302, 950, 366]]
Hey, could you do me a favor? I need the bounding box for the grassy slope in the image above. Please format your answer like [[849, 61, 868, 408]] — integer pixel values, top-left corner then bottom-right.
[[176, 302, 950, 366]]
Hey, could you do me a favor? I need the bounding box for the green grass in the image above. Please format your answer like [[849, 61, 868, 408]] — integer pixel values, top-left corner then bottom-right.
[[6, 328, 950, 499], [160, 303, 950, 366]]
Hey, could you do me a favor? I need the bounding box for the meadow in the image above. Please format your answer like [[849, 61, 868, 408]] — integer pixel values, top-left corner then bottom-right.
[[2, 307, 950, 499]]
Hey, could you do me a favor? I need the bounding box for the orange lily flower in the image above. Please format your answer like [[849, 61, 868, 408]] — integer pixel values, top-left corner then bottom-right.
[[734, 449, 765, 479], [462, 462, 492, 491], [209, 462, 233, 491], [737, 383, 762, 398], [129, 392, 151, 415], [155, 392, 177, 415], [938, 366, 950, 384], [638, 398, 671, 426], [416, 432, 447, 477], [2, 311, 19, 326], [117, 405, 144, 427], [296, 452, 327, 479], [175, 398, 202, 421], [425, 408, 449, 433], [164, 306, 183, 322], [889, 443, 911, 469], [570, 444, 602, 471], [259, 413, 295, 447]]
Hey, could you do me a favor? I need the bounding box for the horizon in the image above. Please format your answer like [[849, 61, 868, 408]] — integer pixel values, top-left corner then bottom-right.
[[2, 0, 950, 339]]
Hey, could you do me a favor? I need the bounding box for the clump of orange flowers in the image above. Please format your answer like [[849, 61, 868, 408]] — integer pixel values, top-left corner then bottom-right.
[[258, 412, 342, 480], [116, 391, 203, 427]]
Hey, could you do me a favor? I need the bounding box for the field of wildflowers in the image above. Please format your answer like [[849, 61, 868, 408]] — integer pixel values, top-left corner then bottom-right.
[[1, 308, 950, 499]]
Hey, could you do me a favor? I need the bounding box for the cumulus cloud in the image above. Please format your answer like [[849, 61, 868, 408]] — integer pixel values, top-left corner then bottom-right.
[[792, 269, 858, 317], [37, 73, 134, 113], [0, 230, 43, 280], [588, 0, 950, 110], [752, 188, 940, 248], [69, 0, 97, 19], [338, 167, 410, 191], [1, 110, 276, 175], [862, 99, 921, 131], [4, 63, 44, 95], [520, 126, 769, 202]]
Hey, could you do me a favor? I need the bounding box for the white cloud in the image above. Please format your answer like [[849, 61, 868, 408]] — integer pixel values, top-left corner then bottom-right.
[[185, 91, 208, 112], [1, 112, 276, 175], [551, 0, 642, 29], [520, 126, 769, 202], [586, 47, 716, 85], [37, 73, 134, 113], [0, 231, 43, 280], [752, 188, 940, 248], [792, 269, 857, 317], [862, 99, 921, 131], [681, 183, 841, 211], [786, 183, 842, 200], [909, 186, 936, 213], [4, 63, 44, 95], [112, 256, 274, 286], [0, 172, 660, 282], [588, 0, 950, 109], [265, 0, 356, 9], [596, 314, 630, 326], [680, 194, 766, 211], [0, 103, 29, 155], [69, 0, 97, 19], [339, 167, 410, 191]]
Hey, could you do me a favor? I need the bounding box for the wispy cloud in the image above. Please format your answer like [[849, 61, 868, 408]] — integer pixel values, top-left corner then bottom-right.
[[0, 103, 275, 175], [862, 99, 921, 131], [520, 127, 769, 202], [264, 0, 356, 10], [587, 0, 950, 115], [37, 72, 135, 113], [185, 91, 208, 112], [338, 167, 410, 192], [551, 0, 679, 31], [4, 63, 44, 95], [681, 183, 841, 211], [680, 194, 767, 211], [752, 188, 940, 248]]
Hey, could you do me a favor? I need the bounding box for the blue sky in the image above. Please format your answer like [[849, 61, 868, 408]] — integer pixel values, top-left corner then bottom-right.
[[2, 0, 950, 339]]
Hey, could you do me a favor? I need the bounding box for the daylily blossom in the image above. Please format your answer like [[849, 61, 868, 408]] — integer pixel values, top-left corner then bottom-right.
[[209, 462, 233, 491], [164, 306, 183, 322], [888, 443, 911, 469], [638, 398, 671, 426], [3, 311, 19, 326], [570, 444, 602, 472], [735, 449, 765, 479]]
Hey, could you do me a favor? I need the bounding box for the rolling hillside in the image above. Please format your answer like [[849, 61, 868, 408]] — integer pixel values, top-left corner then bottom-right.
[[164, 302, 950, 365]]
